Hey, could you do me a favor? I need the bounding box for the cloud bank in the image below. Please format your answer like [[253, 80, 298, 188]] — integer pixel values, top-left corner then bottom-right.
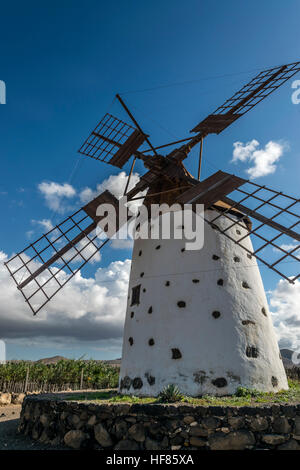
[[0, 250, 130, 346], [269, 278, 300, 350], [38, 182, 76, 213], [0, 246, 299, 353]]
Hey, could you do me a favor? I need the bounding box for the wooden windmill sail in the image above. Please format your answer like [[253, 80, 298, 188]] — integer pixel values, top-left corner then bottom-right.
[[5, 61, 300, 396]]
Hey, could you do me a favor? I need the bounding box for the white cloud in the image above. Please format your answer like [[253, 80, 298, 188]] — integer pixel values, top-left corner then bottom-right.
[[37, 172, 146, 220], [273, 242, 300, 259], [269, 278, 300, 350], [0, 249, 131, 345], [38, 182, 76, 213], [26, 230, 34, 239], [79, 187, 96, 204], [31, 218, 54, 232], [79, 171, 147, 224], [231, 139, 287, 179], [232, 139, 259, 163], [79, 171, 143, 204]]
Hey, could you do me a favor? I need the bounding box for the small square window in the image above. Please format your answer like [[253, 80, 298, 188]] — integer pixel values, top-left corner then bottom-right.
[[131, 284, 141, 306]]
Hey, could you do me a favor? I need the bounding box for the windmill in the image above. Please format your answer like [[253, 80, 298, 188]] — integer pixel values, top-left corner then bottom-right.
[[5, 61, 300, 396]]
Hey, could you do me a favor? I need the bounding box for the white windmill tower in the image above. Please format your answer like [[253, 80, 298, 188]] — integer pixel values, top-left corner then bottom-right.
[[5, 61, 300, 396]]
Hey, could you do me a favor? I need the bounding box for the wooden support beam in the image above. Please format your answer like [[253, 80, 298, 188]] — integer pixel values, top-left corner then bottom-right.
[[124, 157, 137, 195], [116, 94, 158, 156], [198, 137, 204, 180]]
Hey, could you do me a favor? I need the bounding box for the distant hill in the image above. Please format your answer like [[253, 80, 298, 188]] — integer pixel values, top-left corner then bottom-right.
[[36, 355, 68, 365]]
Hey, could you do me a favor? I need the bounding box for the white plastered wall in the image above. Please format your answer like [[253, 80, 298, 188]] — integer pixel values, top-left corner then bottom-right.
[[119, 210, 288, 396]]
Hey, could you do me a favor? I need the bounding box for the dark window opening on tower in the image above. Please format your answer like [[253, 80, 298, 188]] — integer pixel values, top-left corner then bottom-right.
[[131, 284, 141, 306]]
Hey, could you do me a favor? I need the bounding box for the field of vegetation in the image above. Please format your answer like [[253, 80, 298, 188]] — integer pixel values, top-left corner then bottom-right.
[[1, 358, 300, 402], [0, 359, 119, 392]]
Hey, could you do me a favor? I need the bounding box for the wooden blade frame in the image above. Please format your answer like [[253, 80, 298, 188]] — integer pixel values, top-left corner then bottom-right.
[[78, 113, 146, 168], [191, 61, 300, 135], [174, 171, 300, 283], [4, 190, 125, 315], [207, 181, 300, 283]]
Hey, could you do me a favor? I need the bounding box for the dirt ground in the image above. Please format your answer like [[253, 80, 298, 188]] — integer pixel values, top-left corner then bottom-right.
[[0, 405, 64, 450]]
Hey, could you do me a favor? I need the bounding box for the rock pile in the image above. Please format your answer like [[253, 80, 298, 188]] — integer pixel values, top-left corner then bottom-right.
[[0, 392, 25, 405]]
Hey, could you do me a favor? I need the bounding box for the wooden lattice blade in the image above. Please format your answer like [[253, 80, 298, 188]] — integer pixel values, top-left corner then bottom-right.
[[172, 170, 300, 283], [206, 181, 300, 283], [78, 113, 146, 168], [4, 190, 130, 315], [191, 61, 300, 135]]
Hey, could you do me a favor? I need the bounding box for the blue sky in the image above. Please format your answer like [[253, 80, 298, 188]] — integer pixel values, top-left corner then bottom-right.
[[0, 0, 300, 360]]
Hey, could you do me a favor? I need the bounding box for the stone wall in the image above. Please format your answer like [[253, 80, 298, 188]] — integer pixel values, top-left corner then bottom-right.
[[19, 394, 300, 450]]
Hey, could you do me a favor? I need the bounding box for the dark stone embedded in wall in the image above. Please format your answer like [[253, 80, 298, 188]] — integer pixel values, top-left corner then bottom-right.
[[132, 377, 143, 389], [131, 285, 141, 306], [181, 248, 185, 252], [148, 306, 153, 314], [148, 338, 155, 346], [247, 253, 252, 259], [236, 229, 241, 235], [242, 320, 255, 325], [145, 373, 155, 386], [155, 245, 161, 250], [143, 288, 146, 292], [172, 348, 182, 359], [212, 255, 220, 260], [138, 250, 142, 256], [177, 301, 186, 308], [246, 346, 259, 358], [212, 311, 221, 319], [165, 281, 170, 286], [242, 281, 250, 289], [271, 376, 278, 387], [212, 377, 228, 388], [262, 307, 267, 317], [130, 312, 134, 318], [217, 279, 224, 286], [120, 376, 131, 390], [140, 272, 144, 277], [128, 337, 134, 346], [234, 256, 240, 262], [193, 370, 207, 384], [192, 279, 200, 283], [211, 223, 219, 230]]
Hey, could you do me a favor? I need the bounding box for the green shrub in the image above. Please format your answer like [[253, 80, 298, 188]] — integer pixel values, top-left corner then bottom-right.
[[158, 384, 185, 403], [235, 386, 261, 397]]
